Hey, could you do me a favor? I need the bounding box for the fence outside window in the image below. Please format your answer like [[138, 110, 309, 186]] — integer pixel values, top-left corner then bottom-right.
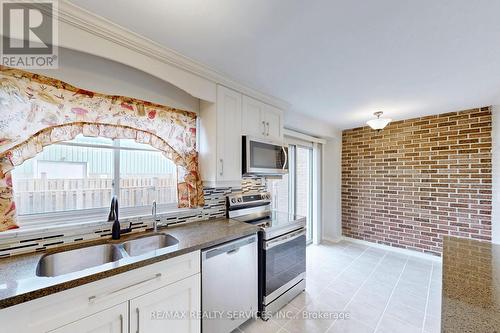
[[11, 135, 178, 223]]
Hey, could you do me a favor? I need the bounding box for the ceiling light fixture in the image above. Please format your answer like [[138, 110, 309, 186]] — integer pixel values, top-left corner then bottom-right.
[[367, 111, 391, 131]]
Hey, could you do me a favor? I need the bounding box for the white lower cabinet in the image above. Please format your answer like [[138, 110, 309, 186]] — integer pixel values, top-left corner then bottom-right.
[[130, 274, 200, 333], [0, 251, 201, 333], [49, 303, 128, 333], [49, 272, 201, 333]]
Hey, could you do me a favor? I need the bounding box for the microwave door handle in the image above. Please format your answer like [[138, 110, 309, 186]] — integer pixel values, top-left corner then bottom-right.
[[282, 146, 288, 170]]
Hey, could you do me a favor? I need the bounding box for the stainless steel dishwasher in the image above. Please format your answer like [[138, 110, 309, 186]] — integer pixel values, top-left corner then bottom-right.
[[202, 234, 258, 333]]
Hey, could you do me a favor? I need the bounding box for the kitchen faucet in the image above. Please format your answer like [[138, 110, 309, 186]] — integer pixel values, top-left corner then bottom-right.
[[152, 200, 160, 232], [109, 196, 132, 240]]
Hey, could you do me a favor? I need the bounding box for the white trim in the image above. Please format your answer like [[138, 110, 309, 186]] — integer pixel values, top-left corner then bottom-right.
[[312, 143, 321, 245], [52, 1, 290, 110], [285, 136, 313, 149], [341, 236, 442, 262], [321, 236, 343, 243], [284, 128, 327, 144]]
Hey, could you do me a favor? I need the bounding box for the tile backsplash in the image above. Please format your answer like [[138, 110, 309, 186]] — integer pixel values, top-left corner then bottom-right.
[[0, 176, 267, 258]]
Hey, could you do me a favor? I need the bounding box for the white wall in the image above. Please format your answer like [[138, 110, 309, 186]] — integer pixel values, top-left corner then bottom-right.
[[321, 132, 342, 242], [30, 47, 200, 113], [284, 110, 338, 139], [492, 106, 500, 244]]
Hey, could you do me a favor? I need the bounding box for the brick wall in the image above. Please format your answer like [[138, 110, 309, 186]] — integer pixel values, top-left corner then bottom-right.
[[341, 107, 492, 255]]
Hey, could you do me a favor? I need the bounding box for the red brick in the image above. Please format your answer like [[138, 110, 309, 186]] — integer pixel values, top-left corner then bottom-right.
[[342, 108, 492, 256]]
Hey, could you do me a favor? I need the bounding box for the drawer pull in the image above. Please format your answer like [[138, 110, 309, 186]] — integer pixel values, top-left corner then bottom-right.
[[136, 308, 140, 333], [88, 273, 162, 304]]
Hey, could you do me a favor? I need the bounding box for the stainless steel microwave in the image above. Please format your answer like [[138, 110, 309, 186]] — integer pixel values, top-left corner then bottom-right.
[[242, 136, 288, 175]]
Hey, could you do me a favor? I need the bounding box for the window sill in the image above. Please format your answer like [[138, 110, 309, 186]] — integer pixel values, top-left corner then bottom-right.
[[0, 206, 204, 241]]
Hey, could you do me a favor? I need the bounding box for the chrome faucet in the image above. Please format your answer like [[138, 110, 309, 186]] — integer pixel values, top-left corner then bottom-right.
[[109, 196, 132, 240], [152, 200, 160, 232]]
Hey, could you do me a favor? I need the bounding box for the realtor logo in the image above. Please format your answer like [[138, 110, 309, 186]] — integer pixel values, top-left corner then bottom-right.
[[1, 0, 58, 68]]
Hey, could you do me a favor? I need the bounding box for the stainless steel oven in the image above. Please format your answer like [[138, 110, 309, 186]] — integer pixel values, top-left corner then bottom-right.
[[242, 136, 288, 175], [262, 228, 306, 317], [227, 192, 306, 320]]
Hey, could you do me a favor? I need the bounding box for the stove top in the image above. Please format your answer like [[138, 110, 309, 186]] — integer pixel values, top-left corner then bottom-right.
[[227, 192, 306, 239], [236, 210, 306, 239]]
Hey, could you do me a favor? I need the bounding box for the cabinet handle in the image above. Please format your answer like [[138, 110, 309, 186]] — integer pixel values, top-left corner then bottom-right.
[[219, 158, 224, 176], [136, 308, 140, 333], [261, 120, 266, 135], [266, 122, 270, 136], [119, 314, 124, 333], [88, 273, 162, 304], [226, 248, 240, 255]]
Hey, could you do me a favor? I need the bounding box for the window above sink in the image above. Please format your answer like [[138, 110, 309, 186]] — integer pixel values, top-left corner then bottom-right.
[[11, 134, 179, 228]]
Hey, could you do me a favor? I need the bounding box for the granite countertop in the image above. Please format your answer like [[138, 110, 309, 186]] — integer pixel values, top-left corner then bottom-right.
[[0, 218, 259, 310], [442, 236, 500, 332]]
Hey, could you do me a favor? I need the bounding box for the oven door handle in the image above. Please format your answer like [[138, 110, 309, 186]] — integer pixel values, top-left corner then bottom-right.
[[265, 229, 306, 250]]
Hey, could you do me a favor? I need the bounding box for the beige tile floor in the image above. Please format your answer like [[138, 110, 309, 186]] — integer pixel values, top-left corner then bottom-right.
[[235, 240, 442, 333]]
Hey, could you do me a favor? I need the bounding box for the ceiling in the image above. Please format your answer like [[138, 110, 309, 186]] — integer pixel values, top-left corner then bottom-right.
[[71, 0, 500, 130]]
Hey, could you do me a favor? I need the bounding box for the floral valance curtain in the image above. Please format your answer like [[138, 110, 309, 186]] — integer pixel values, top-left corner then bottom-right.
[[0, 66, 204, 232]]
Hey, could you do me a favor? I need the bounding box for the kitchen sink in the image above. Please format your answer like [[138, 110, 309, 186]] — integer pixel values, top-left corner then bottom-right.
[[122, 233, 179, 257], [35, 233, 179, 277], [36, 244, 123, 277]]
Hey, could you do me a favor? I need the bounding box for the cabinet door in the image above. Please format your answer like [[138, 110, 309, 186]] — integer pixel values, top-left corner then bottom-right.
[[130, 274, 201, 333], [49, 303, 128, 333], [242, 95, 265, 137], [216, 85, 242, 182], [263, 105, 283, 141]]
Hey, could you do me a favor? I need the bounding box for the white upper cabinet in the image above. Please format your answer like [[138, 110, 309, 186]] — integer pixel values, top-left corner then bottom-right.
[[217, 86, 243, 183], [199, 85, 242, 187], [242, 95, 266, 137], [199, 86, 284, 187], [262, 105, 283, 141], [242, 95, 283, 142]]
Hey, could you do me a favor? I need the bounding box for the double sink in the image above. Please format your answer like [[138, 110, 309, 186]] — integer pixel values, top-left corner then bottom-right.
[[36, 233, 179, 278]]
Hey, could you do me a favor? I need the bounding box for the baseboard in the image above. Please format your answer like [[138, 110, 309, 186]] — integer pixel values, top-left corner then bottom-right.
[[321, 236, 343, 243], [342, 236, 442, 263]]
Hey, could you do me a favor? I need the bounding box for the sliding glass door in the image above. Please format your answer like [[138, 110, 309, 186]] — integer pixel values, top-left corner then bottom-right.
[[294, 146, 313, 242], [268, 142, 315, 243]]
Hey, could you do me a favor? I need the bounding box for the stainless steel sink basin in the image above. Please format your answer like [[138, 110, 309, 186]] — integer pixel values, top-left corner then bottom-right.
[[36, 244, 123, 277], [35, 233, 179, 277], [122, 233, 179, 257]]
